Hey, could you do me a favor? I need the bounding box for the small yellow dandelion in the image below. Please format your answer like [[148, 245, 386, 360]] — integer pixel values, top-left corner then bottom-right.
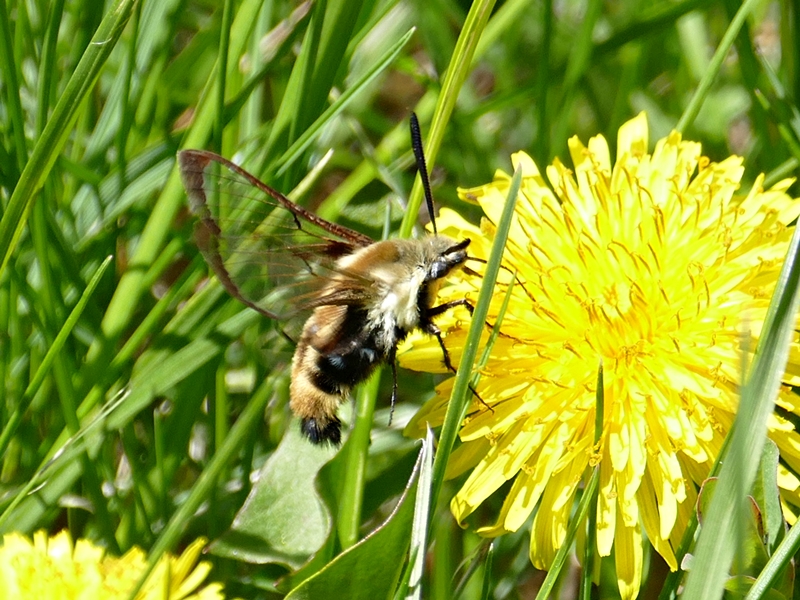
[[399, 112, 800, 599], [0, 530, 226, 600]]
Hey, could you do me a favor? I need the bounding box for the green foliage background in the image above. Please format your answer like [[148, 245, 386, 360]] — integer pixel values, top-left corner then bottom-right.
[[1, 0, 800, 598]]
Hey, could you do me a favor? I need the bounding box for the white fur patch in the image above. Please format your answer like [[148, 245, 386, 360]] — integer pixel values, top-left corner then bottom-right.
[[368, 267, 425, 349]]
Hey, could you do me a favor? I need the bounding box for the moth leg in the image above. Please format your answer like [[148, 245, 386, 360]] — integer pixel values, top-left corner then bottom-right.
[[424, 322, 454, 372], [428, 298, 498, 335], [387, 346, 398, 426], [424, 321, 494, 413], [427, 298, 474, 318], [278, 326, 297, 346], [429, 297, 515, 342]]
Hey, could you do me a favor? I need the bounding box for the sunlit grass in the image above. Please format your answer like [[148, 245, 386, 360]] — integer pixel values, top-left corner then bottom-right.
[[1, 1, 799, 598]]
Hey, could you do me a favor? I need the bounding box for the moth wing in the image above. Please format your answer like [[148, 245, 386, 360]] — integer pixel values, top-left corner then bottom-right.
[[178, 150, 375, 323]]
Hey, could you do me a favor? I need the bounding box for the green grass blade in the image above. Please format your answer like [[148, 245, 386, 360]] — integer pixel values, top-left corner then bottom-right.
[[536, 465, 601, 600], [272, 27, 415, 176], [298, 0, 371, 131], [582, 363, 604, 599], [91, 0, 263, 353], [214, 0, 235, 152], [337, 370, 381, 550], [550, 0, 602, 148], [123, 376, 276, 600], [538, 364, 604, 600], [429, 165, 522, 517], [676, 0, 760, 133], [35, 0, 66, 136], [407, 427, 434, 599], [83, 0, 181, 160], [479, 541, 495, 600], [400, 0, 497, 239], [0, 0, 137, 276], [0, 0, 27, 174], [745, 504, 800, 598], [534, 0, 553, 166], [0, 256, 112, 458], [594, 0, 707, 57]]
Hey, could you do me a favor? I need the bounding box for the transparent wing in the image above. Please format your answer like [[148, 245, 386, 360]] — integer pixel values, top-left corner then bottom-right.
[[178, 150, 375, 321]]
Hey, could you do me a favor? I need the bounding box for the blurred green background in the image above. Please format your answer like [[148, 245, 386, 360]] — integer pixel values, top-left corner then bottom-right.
[[1, 0, 799, 598]]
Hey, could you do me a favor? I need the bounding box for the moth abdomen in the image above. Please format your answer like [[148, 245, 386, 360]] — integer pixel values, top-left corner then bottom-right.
[[290, 304, 392, 445], [301, 415, 343, 445], [290, 336, 346, 445]]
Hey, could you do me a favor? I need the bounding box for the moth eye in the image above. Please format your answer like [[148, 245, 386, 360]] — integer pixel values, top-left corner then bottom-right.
[[428, 259, 448, 280]]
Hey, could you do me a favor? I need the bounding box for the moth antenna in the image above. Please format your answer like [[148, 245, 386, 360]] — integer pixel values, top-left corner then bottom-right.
[[409, 112, 438, 235]]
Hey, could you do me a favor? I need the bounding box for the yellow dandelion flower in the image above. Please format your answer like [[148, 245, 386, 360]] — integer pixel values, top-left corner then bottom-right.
[[399, 112, 800, 599], [0, 530, 226, 600]]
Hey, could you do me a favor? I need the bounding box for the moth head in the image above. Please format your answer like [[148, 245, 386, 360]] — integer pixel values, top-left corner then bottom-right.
[[424, 236, 471, 282]]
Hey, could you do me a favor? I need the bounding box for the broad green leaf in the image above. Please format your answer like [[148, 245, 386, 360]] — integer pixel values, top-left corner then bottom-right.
[[211, 424, 337, 568], [285, 436, 427, 600]]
